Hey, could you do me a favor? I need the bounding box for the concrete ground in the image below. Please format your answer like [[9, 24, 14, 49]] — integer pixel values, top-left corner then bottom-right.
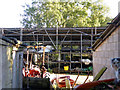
[[50, 73, 93, 84]]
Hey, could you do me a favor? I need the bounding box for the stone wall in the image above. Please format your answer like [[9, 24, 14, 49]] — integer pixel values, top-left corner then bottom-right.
[[93, 26, 120, 80]]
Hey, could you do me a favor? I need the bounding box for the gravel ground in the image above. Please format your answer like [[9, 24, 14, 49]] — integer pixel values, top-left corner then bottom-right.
[[50, 73, 93, 84]]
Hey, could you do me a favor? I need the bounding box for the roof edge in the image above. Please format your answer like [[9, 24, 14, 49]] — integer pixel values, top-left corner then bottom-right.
[[92, 13, 120, 51]]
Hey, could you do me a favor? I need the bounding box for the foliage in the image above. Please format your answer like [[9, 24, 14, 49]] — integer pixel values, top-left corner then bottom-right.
[[88, 66, 93, 71], [21, 0, 112, 28], [48, 68, 53, 73]]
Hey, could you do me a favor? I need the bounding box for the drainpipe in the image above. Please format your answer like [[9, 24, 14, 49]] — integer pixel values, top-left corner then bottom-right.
[[12, 46, 18, 88], [12, 41, 26, 88], [19, 51, 23, 88]]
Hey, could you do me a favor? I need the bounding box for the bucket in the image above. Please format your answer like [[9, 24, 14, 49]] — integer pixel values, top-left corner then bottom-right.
[[64, 66, 69, 71]]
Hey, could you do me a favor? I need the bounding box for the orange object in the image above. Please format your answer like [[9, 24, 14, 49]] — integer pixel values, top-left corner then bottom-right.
[[35, 46, 37, 48]]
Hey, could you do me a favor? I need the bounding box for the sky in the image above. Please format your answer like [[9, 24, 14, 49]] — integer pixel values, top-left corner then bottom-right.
[[0, 0, 120, 28]]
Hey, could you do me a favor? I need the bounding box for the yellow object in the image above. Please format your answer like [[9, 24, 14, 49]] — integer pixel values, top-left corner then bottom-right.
[[35, 46, 37, 48], [64, 66, 69, 71]]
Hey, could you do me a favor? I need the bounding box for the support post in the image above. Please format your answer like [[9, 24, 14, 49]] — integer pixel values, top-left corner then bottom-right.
[[70, 35, 72, 73], [80, 34, 82, 69], [19, 51, 23, 88], [56, 26, 60, 73], [91, 29, 93, 47], [30, 53, 33, 69], [43, 47, 46, 66], [56, 26, 58, 50], [70, 50, 71, 73], [95, 27, 97, 35], [12, 47, 24, 88], [12, 47, 17, 88], [48, 53, 49, 69], [27, 50, 29, 71], [20, 28, 23, 41], [16, 52, 20, 88]]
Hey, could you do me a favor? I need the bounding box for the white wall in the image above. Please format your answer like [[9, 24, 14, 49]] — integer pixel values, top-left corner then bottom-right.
[[0, 39, 24, 89], [0, 39, 13, 89], [93, 26, 120, 80]]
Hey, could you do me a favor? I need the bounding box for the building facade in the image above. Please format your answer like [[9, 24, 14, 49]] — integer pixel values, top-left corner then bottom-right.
[[0, 37, 13, 89], [92, 13, 120, 80], [0, 35, 25, 89]]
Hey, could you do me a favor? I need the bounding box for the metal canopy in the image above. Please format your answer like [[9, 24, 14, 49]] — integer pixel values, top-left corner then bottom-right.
[[1, 27, 106, 73], [1, 27, 105, 46]]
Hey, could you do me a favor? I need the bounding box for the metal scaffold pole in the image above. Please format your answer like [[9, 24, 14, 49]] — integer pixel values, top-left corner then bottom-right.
[[12, 48, 17, 88], [20, 28, 23, 41], [80, 34, 82, 69], [91, 29, 93, 47], [48, 53, 49, 69], [56, 25, 60, 73], [70, 35, 72, 73]]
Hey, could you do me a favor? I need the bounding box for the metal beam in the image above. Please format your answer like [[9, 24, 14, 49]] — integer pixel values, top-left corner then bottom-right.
[[44, 28, 57, 49], [0, 27, 106, 31], [80, 34, 83, 69], [3, 33, 101, 36], [60, 30, 70, 46]]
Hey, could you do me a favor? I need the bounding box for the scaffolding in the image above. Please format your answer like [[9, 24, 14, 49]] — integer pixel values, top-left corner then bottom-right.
[[1, 27, 105, 73]]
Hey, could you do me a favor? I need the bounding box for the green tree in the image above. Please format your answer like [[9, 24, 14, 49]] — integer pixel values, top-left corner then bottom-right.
[[21, 0, 112, 28]]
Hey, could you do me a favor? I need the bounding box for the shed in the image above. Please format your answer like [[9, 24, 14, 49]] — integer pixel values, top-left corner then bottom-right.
[[92, 13, 120, 80], [0, 34, 26, 89]]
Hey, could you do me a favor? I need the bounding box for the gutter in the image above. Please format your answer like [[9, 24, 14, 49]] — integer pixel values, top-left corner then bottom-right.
[[0, 34, 27, 47], [0, 34, 16, 45]]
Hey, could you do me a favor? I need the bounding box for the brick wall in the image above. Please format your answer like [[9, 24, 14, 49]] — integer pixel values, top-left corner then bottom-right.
[[93, 26, 120, 80]]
